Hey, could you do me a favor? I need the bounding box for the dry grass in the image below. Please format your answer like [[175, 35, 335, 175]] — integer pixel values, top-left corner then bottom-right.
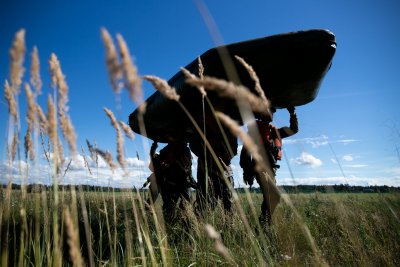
[[183, 70, 271, 117], [95, 147, 117, 170], [104, 107, 126, 170], [63, 207, 84, 267], [30, 46, 42, 95], [216, 112, 265, 172], [101, 28, 123, 94], [143, 75, 180, 101], [4, 80, 17, 122], [49, 53, 77, 155], [46, 95, 57, 146], [234, 55, 266, 100], [9, 29, 25, 93], [24, 125, 33, 160], [119, 120, 135, 140], [204, 224, 235, 264], [116, 33, 143, 105]]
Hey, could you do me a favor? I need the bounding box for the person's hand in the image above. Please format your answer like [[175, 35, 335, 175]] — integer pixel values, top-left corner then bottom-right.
[[243, 173, 254, 186], [151, 142, 158, 149], [287, 106, 296, 114]]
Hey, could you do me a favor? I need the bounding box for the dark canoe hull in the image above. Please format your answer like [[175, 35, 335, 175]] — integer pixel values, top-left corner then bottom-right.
[[129, 29, 336, 143]]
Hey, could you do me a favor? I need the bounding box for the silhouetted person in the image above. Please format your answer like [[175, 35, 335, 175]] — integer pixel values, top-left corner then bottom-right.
[[145, 140, 195, 221], [190, 115, 237, 213], [240, 107, 298, 225], [143, 142, 161, 205]]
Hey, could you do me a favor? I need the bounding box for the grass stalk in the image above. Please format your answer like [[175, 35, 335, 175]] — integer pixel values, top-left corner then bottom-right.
[[77, 185, 95, 267], [129, 190, 148, 267]]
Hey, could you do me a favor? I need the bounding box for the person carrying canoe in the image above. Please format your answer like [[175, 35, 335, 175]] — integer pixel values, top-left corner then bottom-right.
[[190, 114, 238, 213], [240, 107, 298, 225], [144, 140, 196, 221]]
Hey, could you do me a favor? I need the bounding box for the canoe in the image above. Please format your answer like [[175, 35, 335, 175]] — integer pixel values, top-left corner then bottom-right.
[[129, 29, 336, 143]]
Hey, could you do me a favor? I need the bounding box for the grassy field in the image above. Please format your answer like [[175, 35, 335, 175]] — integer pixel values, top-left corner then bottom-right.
[[1, 189, 399, 266]]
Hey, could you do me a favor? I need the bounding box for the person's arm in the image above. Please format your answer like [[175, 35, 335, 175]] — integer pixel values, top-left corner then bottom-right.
[[150, 142, 158, 159], [279, 107, 299, 138], [239, 146, 249, 168]]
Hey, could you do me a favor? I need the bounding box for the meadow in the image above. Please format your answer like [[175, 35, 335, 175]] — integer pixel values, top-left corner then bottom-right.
[[2, 29, 400, 266], [1, 189, 399, 266]]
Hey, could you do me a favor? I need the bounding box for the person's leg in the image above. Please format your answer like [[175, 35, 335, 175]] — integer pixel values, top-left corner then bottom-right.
[[255, 170, 280, 225], [211, 163, 233, 212], [179, 187, 191, 211], [148, 173, 159, 203], [221, 169, 233, 212], [161, 186, 180, 223], [195, 157, 207, 211], [182, 187, 191, 201]]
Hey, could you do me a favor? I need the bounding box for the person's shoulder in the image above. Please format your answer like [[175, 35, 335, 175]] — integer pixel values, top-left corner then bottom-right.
[[159, 146, 169, 156]]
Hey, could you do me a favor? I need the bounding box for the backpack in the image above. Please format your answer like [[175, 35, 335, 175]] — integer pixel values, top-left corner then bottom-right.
[[256, 121, 282, 161]]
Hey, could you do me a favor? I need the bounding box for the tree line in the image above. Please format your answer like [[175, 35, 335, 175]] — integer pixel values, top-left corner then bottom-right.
[[1, 183, 399, 193]]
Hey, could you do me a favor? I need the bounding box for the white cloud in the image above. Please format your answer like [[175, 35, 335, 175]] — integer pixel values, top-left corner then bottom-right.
[[68, 155, 86, 170], [295, 152, 322, 168], [342, 154, 354, 162], [283, 135, 328, 148], [2, 152, 398, 188], [125, 157, 146, 168], [0, 153, 150, 188], [344, 164, 367, 168], [277, 175, 399, 186], [0, 160, 53, 185], [337, 139, 358, 145], [283, 135, 358, 148]]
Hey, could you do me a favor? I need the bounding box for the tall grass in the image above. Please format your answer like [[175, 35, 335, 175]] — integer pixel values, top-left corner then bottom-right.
[[1, 190, 399, 266], [1, 28, 399, 267]]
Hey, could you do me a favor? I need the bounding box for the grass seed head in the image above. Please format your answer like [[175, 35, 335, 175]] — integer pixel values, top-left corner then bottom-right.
[[95, 148, 117, 170], [143, 75, 180, 101], [101, 28, 123, 94], [9, 29, 26, 93], [181, 67, 206, 97], [36, 103, 48, 131], [49, 53, 69, 114], [30, 46, 42, 95], [59, 113, 77, 155], [4, 80, 18, 121], [24, 124, 34, 160], [104, 108, 126, 170], [235, 55, 266, 101], [116, 33, 143, 105], [185, 74, 271, 117], [9, 132, 18, 161], [215, 112, 265, 172], [198, 57, 204, 79], [81, 147, 93, 175], [86, 139, 97, 162], [25, 83, 38, 127], [119, 120, 135, 139]]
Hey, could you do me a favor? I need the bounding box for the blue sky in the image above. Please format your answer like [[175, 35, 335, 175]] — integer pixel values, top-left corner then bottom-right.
[[1, 0, 399, 187]]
